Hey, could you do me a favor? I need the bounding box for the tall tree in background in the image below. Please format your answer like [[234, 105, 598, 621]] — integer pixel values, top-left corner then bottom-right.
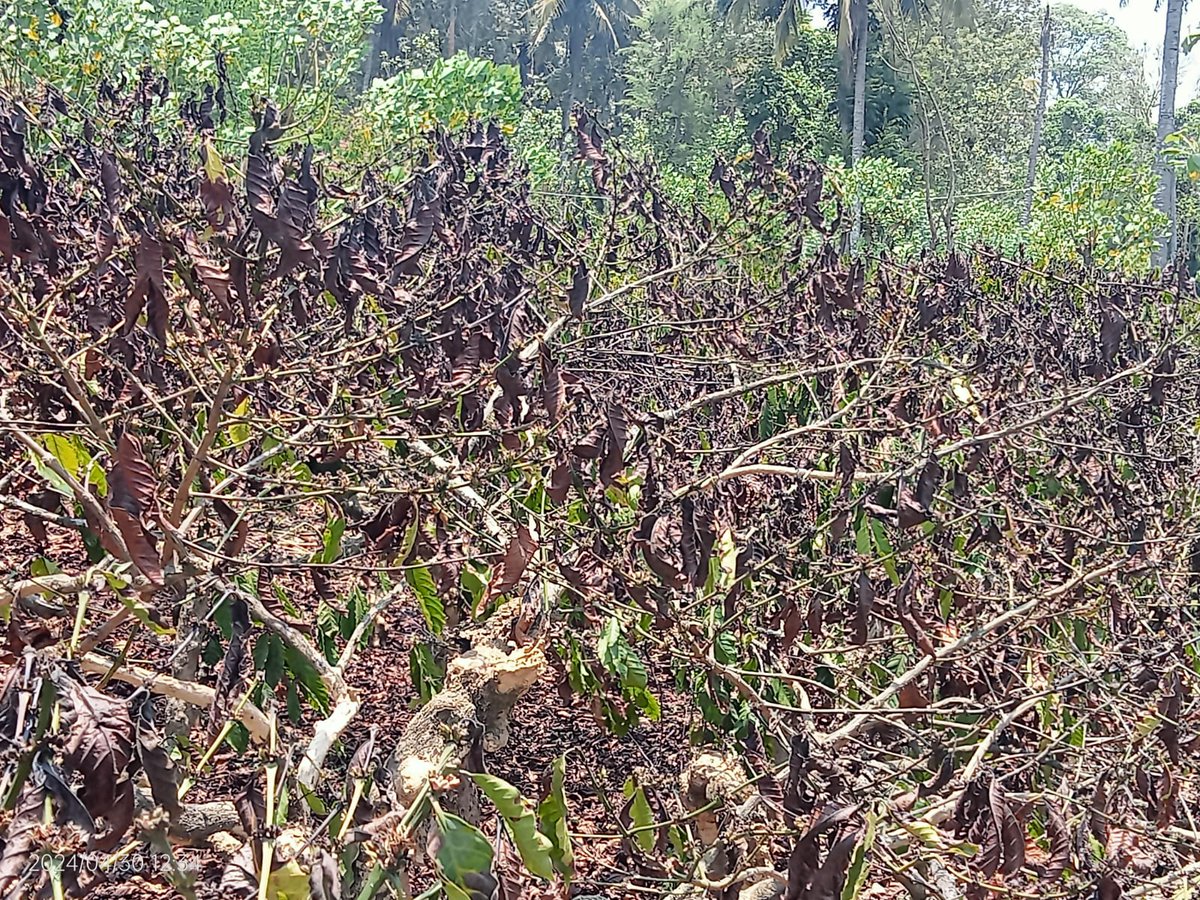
[[1043, 3, 1155, 148], [362, 0, 408, 87], [1037, 5, 1153, 156], [720, 0, 804, 58], [1023, 6, 1052, 226], [876, 0, 1018, 251], [1154, 0, 1185, 265], [619, 0, 737, 159], [722, 0, 873, 247], [1050, 3, 1141, 100], [845, 0, 869, 248], [530, 0, 640, 123], [847, 0, 973, 249]]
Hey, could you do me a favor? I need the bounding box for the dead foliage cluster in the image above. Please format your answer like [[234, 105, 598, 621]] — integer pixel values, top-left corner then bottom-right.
[[0, 78, 1199, 900]]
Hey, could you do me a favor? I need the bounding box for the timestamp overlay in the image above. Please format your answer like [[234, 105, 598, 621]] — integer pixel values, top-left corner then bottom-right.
[[34, 850, 203, 877]]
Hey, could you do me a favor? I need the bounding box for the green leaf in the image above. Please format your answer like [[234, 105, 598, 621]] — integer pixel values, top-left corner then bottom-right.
[[598, 617, 650, 695], [537, 754, 574, 880], [40, 433, 80, 476], [202, 138, 227, 182], [339, 587, 369, 641], [264, 633, 285, 687], [469, 773, 554, 880], [212, 597, 233, 638], [266, 857, 310, 899], [81, 529, 104, 563], [318, 517, 346, 564], [29, 449, 72, 497], [903, 820, 941, 845], [1134, 712, 1159, 740], [869, 519, 900, 585], [235, 569, 259, 597], [285, 642, 331, 713], [854, 515, 871, 556], [315, 601, 340, 664], [873, 518, 892, 554], [73, 438, 105, 480], [30, 557, 60, 577], [225, 721, 249, 753], [628, 783, 655, 853], [842, 807, 877, 900], [598, 617, 621, 671], [286, 677, 302, 723], [461, 567, 486, 609], [629, 685, 661, 720], [713, 631, 737, 666], [43, 435, 107, 495], [274, 583, 301, 619], [119, 592, 173, 636], [621, 647, 648, 689], [406, 565, 446, 634], [228, 396, 252, 447], [395, 513, 419, 562], [252, 633, 270, 670], [718, 528, 738, 589], [433, 808, 494, 895], [409, 642, 444, 704], [348, 588, 370, 643]]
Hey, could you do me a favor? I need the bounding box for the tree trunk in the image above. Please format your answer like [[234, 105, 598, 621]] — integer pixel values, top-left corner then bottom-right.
[[848, 0, 868, 254], [361, 0, 387, 91], [918, 116, 939, 250], [1153, 0, 1184, 267], [446, 0, 457, 56], [361, 0, 402, 91], [562, 21, 585, 130], [1022, 7, 1052, 228]]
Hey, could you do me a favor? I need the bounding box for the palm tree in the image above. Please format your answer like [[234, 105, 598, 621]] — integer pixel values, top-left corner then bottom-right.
[[721, 0, 869, 235], [530, 0, 641, 124], [723, 0, 967, 251], [844, 0, 869, 249], [720, 0, 869, 245], [1022, 6, 1052, 228], [1153, 0, 1185, 266]]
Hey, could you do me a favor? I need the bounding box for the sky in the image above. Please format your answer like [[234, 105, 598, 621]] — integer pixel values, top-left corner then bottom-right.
[[1073, 0, 1200, 104]]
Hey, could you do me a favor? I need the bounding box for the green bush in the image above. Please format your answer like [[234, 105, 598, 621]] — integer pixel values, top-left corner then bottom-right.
[[333, 53, 523, 179], [1027, 140, 1163, 270], [2, 0, 377, 134], [825, 156, 929, 257]]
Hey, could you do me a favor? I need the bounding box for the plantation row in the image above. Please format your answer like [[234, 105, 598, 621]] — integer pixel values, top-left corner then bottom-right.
[[0, 81, 1198, 899]]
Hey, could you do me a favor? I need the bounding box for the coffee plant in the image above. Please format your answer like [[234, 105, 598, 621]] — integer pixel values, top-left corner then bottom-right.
[[0, 71, 1199, 900]]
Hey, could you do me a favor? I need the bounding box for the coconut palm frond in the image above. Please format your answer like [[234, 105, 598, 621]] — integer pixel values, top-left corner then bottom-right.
[[837, 0, 854, 84], [774, 0, 800, 61], [529, 0, 566, 43], [591, 0, 621, 44], [722, 0, 754, 29]]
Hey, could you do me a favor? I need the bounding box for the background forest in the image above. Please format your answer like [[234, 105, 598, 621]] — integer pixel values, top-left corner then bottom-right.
[[1, 0, 1196, 270]]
